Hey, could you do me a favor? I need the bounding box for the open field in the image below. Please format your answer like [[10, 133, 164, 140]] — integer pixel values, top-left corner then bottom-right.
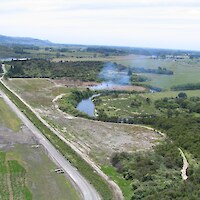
[[5, 78, 71, 107], [95, 94, 159, 117], [25, 48, 103, 60], [0, 125, 80, 200], [115, 56, 200, 90], [0, 97, 80, 200]]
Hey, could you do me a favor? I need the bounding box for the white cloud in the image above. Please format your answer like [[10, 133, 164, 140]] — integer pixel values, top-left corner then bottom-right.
[[0, 0, 200, 50]]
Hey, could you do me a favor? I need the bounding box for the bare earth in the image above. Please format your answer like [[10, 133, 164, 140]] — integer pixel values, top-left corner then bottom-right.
[[37, 108, 162, 164], [0, 125, 36, 150], [51, 79, 146, 92]]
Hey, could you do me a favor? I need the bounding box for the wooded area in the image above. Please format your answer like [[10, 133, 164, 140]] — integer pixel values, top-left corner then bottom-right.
[[5, 59, 104, 81]]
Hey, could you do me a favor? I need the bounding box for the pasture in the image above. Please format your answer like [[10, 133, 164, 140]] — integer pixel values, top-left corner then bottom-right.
[[115, 56, 200, 90]]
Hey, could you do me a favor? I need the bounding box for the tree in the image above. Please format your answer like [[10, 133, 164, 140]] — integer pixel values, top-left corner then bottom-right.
[[178, 92, 187, 99], [167, 109, 173, 118]]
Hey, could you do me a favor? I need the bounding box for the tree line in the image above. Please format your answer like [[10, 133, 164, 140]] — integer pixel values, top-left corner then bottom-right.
[[171, 83, 200, 91]]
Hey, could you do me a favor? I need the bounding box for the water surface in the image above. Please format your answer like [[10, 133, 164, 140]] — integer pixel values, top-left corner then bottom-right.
[[76, 94, 100, 117]]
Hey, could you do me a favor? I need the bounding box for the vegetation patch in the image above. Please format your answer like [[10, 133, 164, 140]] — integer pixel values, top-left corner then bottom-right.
[[5, 59, 105, 81], [101, 165, 132, 200], [171, 82, 200, 91], [130, 66, 173, 75], [110, 112, 200, 199], [131, 74, 150, 84], [0, 151, 32, 200]]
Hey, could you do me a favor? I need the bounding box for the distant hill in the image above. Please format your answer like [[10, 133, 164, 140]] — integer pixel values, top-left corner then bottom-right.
[[0, 34, 53, 46]]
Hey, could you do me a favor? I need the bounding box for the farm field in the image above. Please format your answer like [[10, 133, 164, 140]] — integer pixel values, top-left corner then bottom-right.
[[0, 97, 80, 200]]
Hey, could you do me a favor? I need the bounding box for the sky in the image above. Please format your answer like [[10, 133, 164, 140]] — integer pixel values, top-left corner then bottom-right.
[[1, 0, 200, 50]]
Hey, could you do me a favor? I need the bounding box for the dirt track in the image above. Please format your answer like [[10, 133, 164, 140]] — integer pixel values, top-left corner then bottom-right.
[[179, 148, 189, 180]]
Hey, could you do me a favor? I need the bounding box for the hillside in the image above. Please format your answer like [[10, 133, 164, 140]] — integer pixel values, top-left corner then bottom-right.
[[0, 34, 53, 46]]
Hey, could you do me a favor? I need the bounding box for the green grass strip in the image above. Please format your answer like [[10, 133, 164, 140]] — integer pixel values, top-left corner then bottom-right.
[[0, 81, 113, 200]]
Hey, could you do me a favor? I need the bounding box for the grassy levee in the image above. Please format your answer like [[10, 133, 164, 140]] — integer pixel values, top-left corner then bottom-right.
[[0, 81, 113, 200]]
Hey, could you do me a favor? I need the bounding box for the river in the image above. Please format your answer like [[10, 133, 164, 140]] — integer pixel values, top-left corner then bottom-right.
[[76, 94, 100, 117]]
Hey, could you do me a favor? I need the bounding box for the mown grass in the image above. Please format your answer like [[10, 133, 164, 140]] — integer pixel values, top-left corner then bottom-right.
[[0, 151, 32, 200], [0, 98, 21, 131], [0, 81, 113, 200]]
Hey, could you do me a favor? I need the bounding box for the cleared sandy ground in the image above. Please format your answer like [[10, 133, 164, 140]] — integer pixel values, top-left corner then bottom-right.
[[37, 108, 162, 164]]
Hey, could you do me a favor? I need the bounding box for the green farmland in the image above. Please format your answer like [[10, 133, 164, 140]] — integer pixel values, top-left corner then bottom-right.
[[115, 56, 200, 90]]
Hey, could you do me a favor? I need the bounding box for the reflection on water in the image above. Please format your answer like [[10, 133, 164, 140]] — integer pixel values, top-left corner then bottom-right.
[[76, 94, 100, 117]]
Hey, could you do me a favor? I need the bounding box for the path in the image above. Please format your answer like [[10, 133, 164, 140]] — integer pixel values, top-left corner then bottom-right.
[[179, 148, 189, 180]]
